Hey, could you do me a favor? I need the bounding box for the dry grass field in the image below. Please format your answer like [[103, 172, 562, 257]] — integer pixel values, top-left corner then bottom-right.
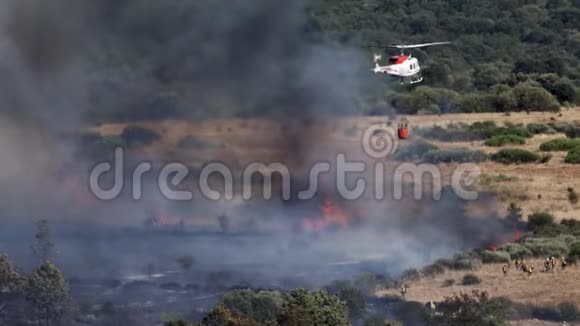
[[377, 259, 580, 307], [91, 108, 580, 220]]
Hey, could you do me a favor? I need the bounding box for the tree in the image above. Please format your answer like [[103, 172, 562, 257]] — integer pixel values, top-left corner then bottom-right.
[[202, 304, 259, 326], [0, 254, 23, 293], [31, 220, 55, 262], [527, 212, 555, 231], [324, 280, 366, 320], [0, 254, 23, 321], [220, 290, 284, 325], [428, 290, 508, 326], [512, 82, 560, 112], [277, 289, 349, 326], [24, 262, 71, 326]]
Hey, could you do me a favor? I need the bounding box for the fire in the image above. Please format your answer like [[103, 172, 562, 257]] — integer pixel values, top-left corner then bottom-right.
[[487, 224, 523, 251], [302, 199, 349, 232]]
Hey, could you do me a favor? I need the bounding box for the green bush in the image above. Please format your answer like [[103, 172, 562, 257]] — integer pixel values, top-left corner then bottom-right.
[[498, 243, 532, 259], [512, 82, 560, 112], [565, 126, 580, 138], [527, 212, 555, 230], [393, 141, 439, 161], [453, 258, 483, 271], [490, 126, 533, 139], [485, 135, 526, 147], [490, 148, 539, 164], [422, 149, 488, 163], [565, 147, 580, 164], [569, 241, 580, 260], [539, 138, 580, 151], [458, 93, 496, 113], [548, 122, 577, 133], [468, 121, 499, 138], [461, 274, 481, 285], [521, 238, 569, 257], [479, 250, 511, 264], [526, 123, 556, 135], [178, 135, 224, 150]]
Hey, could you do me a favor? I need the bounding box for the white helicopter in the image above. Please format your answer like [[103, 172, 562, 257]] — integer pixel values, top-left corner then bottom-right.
[[371, 42, 451, 84]]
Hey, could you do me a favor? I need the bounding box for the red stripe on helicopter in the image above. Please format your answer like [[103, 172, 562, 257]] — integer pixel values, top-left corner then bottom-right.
[[388, 55, 409, 65]]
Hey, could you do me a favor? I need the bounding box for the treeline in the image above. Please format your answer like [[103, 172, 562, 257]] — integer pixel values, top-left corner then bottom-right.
[[308, 0, 580, 115], [36, 0, 580, 123]]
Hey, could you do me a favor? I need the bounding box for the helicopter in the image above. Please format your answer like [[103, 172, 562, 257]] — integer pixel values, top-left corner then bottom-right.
[[371, 42, 451, 84]]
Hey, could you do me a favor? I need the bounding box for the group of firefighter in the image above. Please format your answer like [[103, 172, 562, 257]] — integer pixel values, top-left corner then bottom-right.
[[501, 256, 569, 278]]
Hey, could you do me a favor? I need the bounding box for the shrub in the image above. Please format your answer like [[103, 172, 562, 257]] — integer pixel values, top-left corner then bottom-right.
[[512, 82, 560, 112], [485, 135, 526, 147], [526, 123, 556, 135], [467, 121, 499, 138], [490, 126, 533, 139], [220, 289, 284, 324], [528, 212, 555, 230], [521, 238, 569, 257], [565, 126, 580, 138], [569, 241, 580, 260], [461, 274, 481, 285], [498, 243, 532, 259], [393, 141, 438, 161], [453, 258, 482, 271], [490, 149, 539, 164], [177, 135, 224, 150], [479, 250, 511, 264], [120, 126, 160, 147], [539, 138, 580, 151], [565, 147, 580, 164], [568, 188, 579, 205], [548, 121, 576, 133], [422, 149, 488, 163], [442, 279, 455, 287], [432, 291, 508, 325]]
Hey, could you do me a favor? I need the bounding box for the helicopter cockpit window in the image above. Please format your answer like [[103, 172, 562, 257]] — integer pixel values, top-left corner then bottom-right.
[[388, 57, 398, 65]]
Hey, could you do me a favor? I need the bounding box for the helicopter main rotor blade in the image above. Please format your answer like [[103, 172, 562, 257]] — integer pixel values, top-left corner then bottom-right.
[[386, 42, 452, 49]]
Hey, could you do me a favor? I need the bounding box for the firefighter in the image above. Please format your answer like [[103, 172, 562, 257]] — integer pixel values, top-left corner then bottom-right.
[[561, 257, 568, 271], [526, 265, 534, 278], [400, 284, 407, 297], [515, 259, 521, 271], [502, 263, 508, 276], [545, 258, 552, 272]]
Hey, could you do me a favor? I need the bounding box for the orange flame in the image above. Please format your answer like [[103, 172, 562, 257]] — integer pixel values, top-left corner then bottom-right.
[[487, 224, 523, 251], [302, 199, 349, 232]]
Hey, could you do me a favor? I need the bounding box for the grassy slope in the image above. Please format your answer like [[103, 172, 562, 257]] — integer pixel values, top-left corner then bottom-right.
[[92, 109, 580, 220]]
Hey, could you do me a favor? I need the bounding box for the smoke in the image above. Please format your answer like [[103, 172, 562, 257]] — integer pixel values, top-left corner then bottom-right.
[[0, 2, 514, 318]]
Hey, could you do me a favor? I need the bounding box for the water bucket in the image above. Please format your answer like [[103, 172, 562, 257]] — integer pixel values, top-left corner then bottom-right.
[[398, 124, 409, 140]]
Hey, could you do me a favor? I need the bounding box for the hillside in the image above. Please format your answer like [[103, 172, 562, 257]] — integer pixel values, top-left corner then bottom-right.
[[91, 109, 580, 220]]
